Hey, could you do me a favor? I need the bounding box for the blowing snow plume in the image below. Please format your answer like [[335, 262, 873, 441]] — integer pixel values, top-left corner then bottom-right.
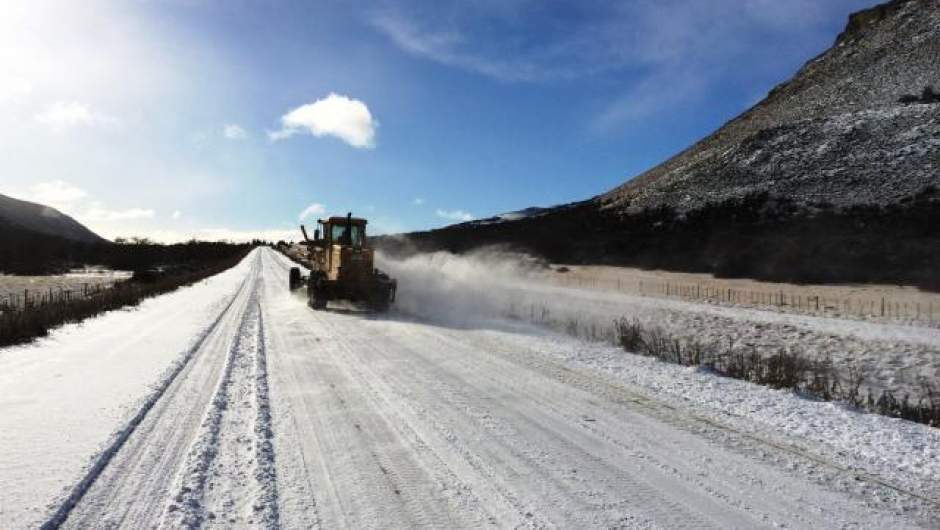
[[377, 248, 624, 341], [378, 249, 543, 326]]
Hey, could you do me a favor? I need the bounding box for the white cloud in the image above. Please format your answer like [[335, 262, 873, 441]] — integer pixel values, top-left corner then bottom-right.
[[298, 202, 327, 221], [593, 67, 707, 129], [412, 197, 425, 206], [270, 93, 377, 148], [171, 210, 182, 220], [223, 123, 248, 140], [85, 206, 155, 221], [10, 180, 159, 237], [436, 208, 474, 222], [27, 180, 88, 207], [34, 101, 119, 132], [368, 11, 562, 82]]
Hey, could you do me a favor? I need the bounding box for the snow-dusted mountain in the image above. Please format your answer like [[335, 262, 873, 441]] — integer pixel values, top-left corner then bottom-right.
[[600, 0, 940, 213], [0, 193, 105, 244]]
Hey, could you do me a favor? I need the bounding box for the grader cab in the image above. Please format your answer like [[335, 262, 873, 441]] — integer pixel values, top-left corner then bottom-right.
[[288, 213, 397, 311]]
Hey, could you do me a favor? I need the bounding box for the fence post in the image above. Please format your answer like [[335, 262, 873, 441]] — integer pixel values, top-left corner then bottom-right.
[[881, 297, 885, 317]]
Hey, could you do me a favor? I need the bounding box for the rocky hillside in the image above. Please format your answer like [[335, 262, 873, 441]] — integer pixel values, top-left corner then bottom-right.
[[0, 193, 105, 244], [601, 0, 940, 213]]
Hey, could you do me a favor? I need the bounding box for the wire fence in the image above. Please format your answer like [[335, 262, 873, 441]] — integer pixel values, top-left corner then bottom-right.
[[554, 276, 940, 324], [0, 284, 110, 313]]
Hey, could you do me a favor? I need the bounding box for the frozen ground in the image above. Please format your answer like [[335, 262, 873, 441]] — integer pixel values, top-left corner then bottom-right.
[[0, 248, 937, 528]]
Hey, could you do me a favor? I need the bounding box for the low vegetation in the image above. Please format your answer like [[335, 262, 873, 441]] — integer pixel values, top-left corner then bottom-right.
[[899, 85, 940, 105], [0, 247, 253, 347], [504, 302, 939, 428], [610, 316, 940, 428]]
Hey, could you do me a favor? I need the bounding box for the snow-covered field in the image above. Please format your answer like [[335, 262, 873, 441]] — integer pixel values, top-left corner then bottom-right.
[[0, 270, 131, 309], [0, 248, 937, 528], [540, 263, 940, 326]]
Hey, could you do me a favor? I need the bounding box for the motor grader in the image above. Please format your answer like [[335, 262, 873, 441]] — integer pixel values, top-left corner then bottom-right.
[[288, 213, 397, 311]]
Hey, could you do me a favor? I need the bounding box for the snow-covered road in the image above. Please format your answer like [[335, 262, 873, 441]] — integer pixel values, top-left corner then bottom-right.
[[1, 248, 937, 528]]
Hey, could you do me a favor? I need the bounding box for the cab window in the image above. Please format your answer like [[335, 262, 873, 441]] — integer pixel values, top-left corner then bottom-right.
[[330, 223, 363, 247]]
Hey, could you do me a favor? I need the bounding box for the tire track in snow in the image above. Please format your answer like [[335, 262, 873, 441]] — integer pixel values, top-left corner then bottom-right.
[[41, 254, 258, 530], [167, 260, 280, 528], [445, 327, 940, 513], [261, 251, 487, 528], [319, 315, 724, 528], [319, 313, 930, 527], [253, 298, 280, 527], [256, 249, 322, 529]]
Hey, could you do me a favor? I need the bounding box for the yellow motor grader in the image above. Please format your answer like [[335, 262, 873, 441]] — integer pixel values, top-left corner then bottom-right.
[[288, 213, 397, 311]]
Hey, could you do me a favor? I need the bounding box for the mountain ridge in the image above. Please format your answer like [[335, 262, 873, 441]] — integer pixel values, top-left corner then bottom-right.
[[0, 193, 106, 245], [598, 0, 939, 213]]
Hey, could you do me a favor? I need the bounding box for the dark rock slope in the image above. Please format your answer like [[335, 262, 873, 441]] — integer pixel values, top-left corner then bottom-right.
[[0, 193, 105, 244], [601, 0, 940, 213]]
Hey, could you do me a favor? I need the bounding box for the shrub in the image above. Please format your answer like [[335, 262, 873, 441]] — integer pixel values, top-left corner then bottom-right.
[[922, 85, 940, 103], [0, 250, 251, 347], [612, 316, 940, 428]]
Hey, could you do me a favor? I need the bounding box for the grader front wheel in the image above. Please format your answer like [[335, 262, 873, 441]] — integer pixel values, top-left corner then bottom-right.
[[288, 267, 302, 290], [307, 274, 328, 310]]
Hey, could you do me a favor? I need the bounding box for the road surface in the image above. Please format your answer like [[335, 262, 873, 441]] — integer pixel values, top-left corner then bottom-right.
[[16, 249, 936, 528]]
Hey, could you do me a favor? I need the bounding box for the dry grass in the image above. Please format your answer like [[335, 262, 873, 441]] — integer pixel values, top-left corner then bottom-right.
[[612, 317, 940, 427], [504, 300, 939, 428], [541, 265, 940, 325]]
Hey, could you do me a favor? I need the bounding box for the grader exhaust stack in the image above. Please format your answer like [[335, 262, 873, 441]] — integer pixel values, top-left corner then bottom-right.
[[288, 213, 397, 312]]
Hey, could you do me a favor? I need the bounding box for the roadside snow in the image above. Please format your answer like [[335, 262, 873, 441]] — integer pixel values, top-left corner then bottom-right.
[[0, 252, 255, 529], [521, 331, 940, 500], [381, 251, 940, 400]]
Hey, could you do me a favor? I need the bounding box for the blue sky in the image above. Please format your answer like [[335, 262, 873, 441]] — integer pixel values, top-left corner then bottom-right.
[[1, 0, 876, 242]]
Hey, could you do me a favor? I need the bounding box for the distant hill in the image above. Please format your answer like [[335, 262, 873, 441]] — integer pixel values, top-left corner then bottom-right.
[[380, 0, 940, 290], [0, 193, 106, 244]]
